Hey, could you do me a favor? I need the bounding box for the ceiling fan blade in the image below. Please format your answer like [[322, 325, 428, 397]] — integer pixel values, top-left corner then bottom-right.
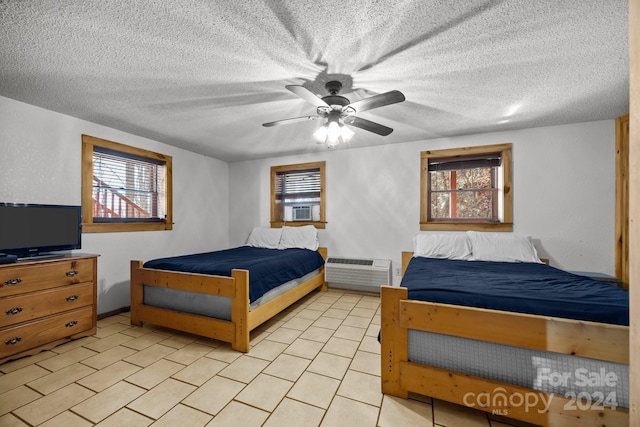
[[346, 117, 394, 136], [262, 115, 320, 127], [286, 85, 329, 108], [347, 90, 405, 113]]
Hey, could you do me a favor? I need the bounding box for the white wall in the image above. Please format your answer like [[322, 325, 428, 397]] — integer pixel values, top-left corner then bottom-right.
[[0, 96, 230, 314], [229, 120, 616, 284]]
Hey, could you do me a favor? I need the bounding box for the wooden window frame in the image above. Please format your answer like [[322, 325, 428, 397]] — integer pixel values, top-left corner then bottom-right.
[[81, 134, 173, 233], [270, 161, 326, 229], [420, 143, 513, 231]]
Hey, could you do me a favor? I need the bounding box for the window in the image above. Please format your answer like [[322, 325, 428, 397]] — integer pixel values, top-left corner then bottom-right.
[[81, 134, 172, 232], [271, 161, 326, 228], [420, 143, 512, 231]]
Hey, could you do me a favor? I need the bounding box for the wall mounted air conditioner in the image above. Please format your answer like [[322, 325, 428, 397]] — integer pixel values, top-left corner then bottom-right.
[[292, 205, 312, 221], [325, 257, 391, 293]]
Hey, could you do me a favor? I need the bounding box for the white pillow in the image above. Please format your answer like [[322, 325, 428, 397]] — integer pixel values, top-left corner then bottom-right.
[[413, 233, 472, 260], [467, 231, 542, 263], [246, 227, 282, 249], [278, 225, 319, 251]]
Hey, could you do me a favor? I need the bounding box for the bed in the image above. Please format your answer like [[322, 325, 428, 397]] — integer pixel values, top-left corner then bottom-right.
[[130, 226, 327, 352], [380, 232, 629, 427]]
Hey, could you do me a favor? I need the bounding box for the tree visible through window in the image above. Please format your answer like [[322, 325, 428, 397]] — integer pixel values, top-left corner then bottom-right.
[[82, 135, 173, 232], [421, 144, 512, 231]]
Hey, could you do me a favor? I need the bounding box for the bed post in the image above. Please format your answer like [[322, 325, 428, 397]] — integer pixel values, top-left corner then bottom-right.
[[381, 285, 409, 398], [130, 261, 143, 326], [231, 269, 250, 352], [318, 247, 328, 291]]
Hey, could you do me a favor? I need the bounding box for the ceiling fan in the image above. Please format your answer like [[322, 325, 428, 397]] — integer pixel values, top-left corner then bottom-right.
[[262, 81, 405, 147]]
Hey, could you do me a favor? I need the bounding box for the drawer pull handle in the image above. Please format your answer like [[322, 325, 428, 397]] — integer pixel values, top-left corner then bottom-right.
[[66, 295, 79, 302], [5, 337, 21, 345], [65, 320, 78, 327], [66, 270, 79, 277], [4, 278, 22, 286], [5, 307, 23, 315]]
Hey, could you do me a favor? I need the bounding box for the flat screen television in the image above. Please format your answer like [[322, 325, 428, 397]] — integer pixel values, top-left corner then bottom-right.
[[0, 203, 82, 259]]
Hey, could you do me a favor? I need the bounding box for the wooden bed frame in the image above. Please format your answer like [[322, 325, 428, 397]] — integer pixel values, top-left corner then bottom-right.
[[380, 252, 629, 427], [130, 247, 328, 352]]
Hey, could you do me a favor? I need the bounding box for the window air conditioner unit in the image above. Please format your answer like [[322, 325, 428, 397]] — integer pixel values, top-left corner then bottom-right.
[[292, 205, 312, 221], [325, 257, 391, 293]]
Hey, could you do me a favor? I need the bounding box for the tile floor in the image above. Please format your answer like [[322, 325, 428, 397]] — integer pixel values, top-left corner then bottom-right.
[[0, 288, 539, 427]]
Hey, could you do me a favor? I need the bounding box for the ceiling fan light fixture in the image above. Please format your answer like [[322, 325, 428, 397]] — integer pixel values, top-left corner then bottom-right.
[[314, 120, 354, 148]]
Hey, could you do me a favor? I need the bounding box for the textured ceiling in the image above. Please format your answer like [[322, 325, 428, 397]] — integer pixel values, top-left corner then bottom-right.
[[0, 0, 629, 162]]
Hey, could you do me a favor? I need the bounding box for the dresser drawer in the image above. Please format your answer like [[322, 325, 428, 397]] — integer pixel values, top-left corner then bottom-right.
[[0, 282, 94, 328], [0, 258, 94, 297], [0, 307, 94, 358]]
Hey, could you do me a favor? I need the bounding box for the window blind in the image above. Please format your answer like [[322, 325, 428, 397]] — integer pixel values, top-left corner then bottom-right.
[[92, 147, 166, 222], [275, 169, 321, 199]]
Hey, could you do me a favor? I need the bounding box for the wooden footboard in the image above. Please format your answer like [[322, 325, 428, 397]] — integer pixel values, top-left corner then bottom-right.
[[381, 274, 629, 426], [130, 247, 327, 353]]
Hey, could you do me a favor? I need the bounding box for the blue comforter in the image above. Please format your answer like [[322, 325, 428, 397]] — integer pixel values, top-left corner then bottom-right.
[[143, 246, 325, 303], [402, 257, 629, 326]]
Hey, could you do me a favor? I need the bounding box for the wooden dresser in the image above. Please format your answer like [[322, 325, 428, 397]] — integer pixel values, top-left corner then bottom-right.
[[0, 254, 98, 364]]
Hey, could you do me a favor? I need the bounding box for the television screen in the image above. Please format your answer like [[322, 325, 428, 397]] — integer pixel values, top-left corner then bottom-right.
[[0, 203, 82, 258]]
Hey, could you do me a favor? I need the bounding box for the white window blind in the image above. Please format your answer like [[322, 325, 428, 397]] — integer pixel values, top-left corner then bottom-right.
[[275, 169, 321, 204], [92, 147, 166, 222]]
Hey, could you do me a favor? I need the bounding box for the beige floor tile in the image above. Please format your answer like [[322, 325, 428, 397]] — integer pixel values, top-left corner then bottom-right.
[[93, 408, 152, 427], [287, 371, 340, 409], [182, 375, 245, 415], [72, 381, 146, 423], [205, 344, 243, 363], [358, 336, 381, 354], [94, 323, 132, 339], [80, 345, 138, 369], [266, 327, 303, 344], [127, 378, 196, 419], [337, 370, 382, 407], [118, 326, 150, 338], [341, 315, 371, 328], [208, 400, 269, 427], [257, 318, 286, 333], [0, 364, 50, 394], [370, 313, 381, 325], [307, 352, 351, 380], [331, 301, 357, 311], [350, 307, 377, 319], [77, 360, 141, 392], [295, 308, 324, 321], [125, 358, 184, 389], [163, 342, 213, 365], [123, 343, 176, 367], [433, 399, 490, 427], [39, 410, 93, 427], [50, 336, 99, 353], [159, 333, 198, 349], [0, 350, 56, 373], [320, 395, 378, 427], [249, 339, 288, 361], [322, 336, 360, 358], [306, 301, 332, 312], [365, 323, 380, 337], [151, 404, 212, 427], [323, 308, 350, 320], [235, 373, 293, 412], [263, 353, 311, 382], [355, 300, 380, 311], [350, 350, 381, 377], [0, 413, 29, 427], [218, 356, 269, 383], [82, 333, 134, 353], [298, 326, 334, 343], [312, 316, 342, 330], [13, 383, 95, 425], [285, 338, 324, 360], [333, 324, 366, 341], [378, 395, 433, 427], [171, 357, 227, 386], [36, 347, 98, 371], [0, 385, 42, 415], [27, 363, 96, 394], [121, 331, 168, 351], [282, 316, 314, 331], [262, 397, 324, 427]]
